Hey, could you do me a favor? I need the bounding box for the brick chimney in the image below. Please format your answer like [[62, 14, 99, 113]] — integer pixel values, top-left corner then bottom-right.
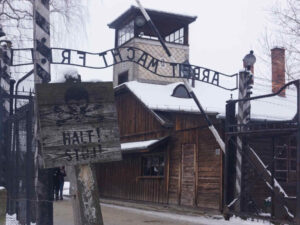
[[271, 47, 285, 97]]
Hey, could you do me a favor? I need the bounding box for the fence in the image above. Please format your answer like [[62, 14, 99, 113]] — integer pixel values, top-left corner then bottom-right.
[[2, 93, 35, 225], [224, 80, 299, 224]]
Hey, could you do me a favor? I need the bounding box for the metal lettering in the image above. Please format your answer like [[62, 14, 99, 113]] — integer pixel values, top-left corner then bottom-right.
[[193, 67, 200, 80], [77, 51, 86, 67], [146, 57, 159, 73], [126, 47, 135, 61], [13, 47, 238, 90], [212, 72, 220, 86], [61, 49, 71, 64], [99, 52, 108, 66], [136, 52, 148, 67], [170, 63, 177, 77], [202, 69, 210, 83], [110, 49, 123, 63]]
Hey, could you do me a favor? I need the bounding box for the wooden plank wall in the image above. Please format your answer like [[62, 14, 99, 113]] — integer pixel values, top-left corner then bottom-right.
[[96, 153, 168, 204], [115, 91, 168, 142], [168, 114, 222, 210], [96, 91, 223, 210]]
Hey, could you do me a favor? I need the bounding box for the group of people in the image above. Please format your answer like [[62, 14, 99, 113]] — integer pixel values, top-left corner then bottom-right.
[[53, 166, 66, 201]]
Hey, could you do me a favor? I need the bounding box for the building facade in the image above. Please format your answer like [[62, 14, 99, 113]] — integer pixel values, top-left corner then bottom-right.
[[96, 6, 297, 217]]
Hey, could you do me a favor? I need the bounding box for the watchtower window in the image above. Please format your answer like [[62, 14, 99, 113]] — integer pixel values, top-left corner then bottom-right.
[[118, 71, 129, 85], [172, 84, 191, 98], [118, 21, 134, 46], [165, 28, 184, 44]]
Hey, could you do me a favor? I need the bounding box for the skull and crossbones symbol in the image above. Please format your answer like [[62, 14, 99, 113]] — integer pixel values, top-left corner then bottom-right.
[[52, 85, 104, 126]]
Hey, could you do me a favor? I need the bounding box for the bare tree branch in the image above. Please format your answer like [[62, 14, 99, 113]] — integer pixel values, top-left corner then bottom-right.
[[260, 0, 300, 81]]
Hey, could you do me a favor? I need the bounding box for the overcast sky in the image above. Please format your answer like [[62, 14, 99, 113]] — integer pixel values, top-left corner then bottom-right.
[[53, 0, 278, 82]]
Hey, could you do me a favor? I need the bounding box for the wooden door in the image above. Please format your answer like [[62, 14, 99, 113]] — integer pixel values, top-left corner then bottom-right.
[[180, 144, 196, 206]]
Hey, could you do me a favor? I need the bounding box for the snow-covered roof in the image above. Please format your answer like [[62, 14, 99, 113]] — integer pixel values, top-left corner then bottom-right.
[[117, 78, 297, 121], [121, 139, 158, 151], [121, 137, 169, 153]]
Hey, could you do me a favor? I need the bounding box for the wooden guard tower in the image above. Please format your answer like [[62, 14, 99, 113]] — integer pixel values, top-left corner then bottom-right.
[[108, 6, 197, 86]]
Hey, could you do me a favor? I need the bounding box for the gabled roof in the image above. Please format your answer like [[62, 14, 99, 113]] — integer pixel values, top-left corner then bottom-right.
[[108, 6, 197, 36], [115, 83, 174, 128], [115, 80, 297, 121]]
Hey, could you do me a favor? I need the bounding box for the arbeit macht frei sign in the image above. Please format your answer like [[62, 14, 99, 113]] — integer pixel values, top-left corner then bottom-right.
[[12, 46, 238, 90], [36, 82, 122, 168]]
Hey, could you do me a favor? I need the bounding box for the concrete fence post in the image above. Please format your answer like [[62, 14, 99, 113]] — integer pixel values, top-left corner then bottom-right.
[[0, 188, 7, 224]]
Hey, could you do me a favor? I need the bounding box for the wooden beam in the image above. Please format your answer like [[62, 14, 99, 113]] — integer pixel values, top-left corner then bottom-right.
[[0, 189, 7, 224], [66, 166, 82, 225], [74, 164, 104, 225]]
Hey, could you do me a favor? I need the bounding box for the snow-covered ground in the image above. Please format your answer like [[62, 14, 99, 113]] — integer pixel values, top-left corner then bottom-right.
[[102, 203, 273, 225], [5, 214, 36, 225], [4, 182, 70, 225]]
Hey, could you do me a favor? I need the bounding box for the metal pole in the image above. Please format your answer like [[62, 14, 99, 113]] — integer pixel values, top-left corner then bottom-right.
[[296, 80, 300, 225], [135, 0, 171, 57], [26, 97, 33, 225], [9, 79, 15, 115], [235, 71, 246, 212], [271, 136, 275, 219], [224, 100, 236, 219], [33, 0, 53, 224]]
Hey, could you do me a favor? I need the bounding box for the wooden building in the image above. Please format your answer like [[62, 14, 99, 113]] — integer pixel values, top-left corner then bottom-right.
[[96, 6, 297, 215], [96, 82, 224, 210]]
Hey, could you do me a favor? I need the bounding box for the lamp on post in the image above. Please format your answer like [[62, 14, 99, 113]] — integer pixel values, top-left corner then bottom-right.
[[243, 50, 256, 72]]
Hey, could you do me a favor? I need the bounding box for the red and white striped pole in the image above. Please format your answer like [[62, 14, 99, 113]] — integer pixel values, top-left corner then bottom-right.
[[33, 1, 53, 225]]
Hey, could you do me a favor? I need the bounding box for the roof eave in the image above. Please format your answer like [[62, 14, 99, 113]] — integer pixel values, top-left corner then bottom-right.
[[108, 5, 197, 29]]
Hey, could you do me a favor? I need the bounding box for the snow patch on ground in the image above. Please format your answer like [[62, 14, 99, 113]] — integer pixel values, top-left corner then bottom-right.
[[63, 181, 70, 196], [0, 186, 4, 190], [102, 203, 272, 225], [5, 214, 36, 225]]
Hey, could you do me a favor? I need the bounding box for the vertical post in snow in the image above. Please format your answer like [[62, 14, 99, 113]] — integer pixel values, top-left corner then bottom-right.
[[75, 164, 104, 225], [33, 0, 53, 224], [296, 80, 300, 225], [234, 71, 245, 212], [0, 40, 15, 216], [0, 40, 11, 189], [63, 77, 104, 225], [235, 70, 251, 212], [66, 166, 82, 225], [224, 100, 236, 219], [67, 164, 105, 225]]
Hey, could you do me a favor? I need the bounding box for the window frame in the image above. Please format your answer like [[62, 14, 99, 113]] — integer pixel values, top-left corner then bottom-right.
[[118, 71, 129, 85], [140, 152, 165, 178], [117, 21, 134, 46]]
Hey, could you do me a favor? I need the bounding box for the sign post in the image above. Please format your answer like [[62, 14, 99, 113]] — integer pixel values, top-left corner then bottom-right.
[[36, 81, 122, 225]]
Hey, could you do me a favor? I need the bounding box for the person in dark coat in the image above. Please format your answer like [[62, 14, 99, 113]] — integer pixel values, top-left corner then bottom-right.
[[58, 166, 66, 200], [53, 168, 60, 201]]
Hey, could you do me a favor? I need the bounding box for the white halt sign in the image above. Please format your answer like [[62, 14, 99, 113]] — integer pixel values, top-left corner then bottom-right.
[[36, 82, 122, 168]]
